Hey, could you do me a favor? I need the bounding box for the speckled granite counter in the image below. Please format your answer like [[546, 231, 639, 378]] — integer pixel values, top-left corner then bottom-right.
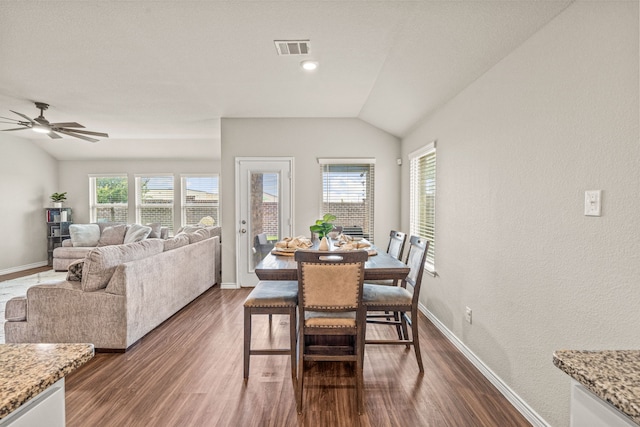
[[0, 343, 94, 420], [553, 350, 640, 425]]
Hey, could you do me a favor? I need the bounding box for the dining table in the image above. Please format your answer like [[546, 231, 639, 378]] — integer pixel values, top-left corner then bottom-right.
[[255, 239, 410, 282]]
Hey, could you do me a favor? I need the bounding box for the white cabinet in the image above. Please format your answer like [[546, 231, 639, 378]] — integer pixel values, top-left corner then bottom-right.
[[571, 380, 637, 427]]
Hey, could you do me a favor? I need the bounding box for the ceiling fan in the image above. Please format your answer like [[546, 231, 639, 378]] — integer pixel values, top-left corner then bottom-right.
[[0, 102, 109, 143]]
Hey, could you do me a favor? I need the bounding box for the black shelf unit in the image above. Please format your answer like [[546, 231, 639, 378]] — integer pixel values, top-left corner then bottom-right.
[[46, 207, 72, 266]]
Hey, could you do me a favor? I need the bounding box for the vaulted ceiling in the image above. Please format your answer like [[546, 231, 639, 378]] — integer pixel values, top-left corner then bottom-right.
[[0, 1, 572, 160]]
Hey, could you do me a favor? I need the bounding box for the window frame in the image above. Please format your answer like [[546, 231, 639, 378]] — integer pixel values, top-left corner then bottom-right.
[[409, 141, 436, 274], [134, 174, 175, 232], [180, 174, 220, 227], [89, 174, 129, 223], [318, 158, 376, 243]]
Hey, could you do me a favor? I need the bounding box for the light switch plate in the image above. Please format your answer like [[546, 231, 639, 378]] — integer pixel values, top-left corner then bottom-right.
[[584, 190, 602, 216]]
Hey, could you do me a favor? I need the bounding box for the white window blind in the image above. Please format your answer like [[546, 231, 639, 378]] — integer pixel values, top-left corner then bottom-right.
[[135, 175, 174, 232], [89, 175, 128, 223], [409, 142, 436, 271], [181, 175, 219, 226], [319, 159, 375, 242]]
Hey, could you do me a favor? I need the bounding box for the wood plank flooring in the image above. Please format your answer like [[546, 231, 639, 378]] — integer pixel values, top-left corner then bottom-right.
[[64, 286, 531, 426]]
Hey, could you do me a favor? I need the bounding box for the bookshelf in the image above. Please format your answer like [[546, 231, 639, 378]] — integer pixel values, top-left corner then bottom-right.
[[46, 207, 72, 266]]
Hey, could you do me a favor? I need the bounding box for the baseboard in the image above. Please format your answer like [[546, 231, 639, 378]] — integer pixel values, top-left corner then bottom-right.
[[220, 282, 238, 289], [418, 302, 550, 427], [0, 261, 49, 276]]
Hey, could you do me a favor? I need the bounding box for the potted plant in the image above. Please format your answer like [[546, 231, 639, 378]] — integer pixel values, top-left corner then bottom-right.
[[310, 213, 336, 240], [50, 192, 67, 208]]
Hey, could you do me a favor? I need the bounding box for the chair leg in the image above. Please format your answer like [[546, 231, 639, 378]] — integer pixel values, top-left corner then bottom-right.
[[400, 312, 410, 348], [289, 307, 297, 383], [243, 308, 251, 380], [357, 315, 366, 414], [296, 327, 304, 414], [410, 308, 424, 373], [393, 311, 404, 340]]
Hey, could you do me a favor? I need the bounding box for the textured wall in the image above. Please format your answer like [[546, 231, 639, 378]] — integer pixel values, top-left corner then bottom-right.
[[0, 134, 58, 272], [401, 2, 639, 426]]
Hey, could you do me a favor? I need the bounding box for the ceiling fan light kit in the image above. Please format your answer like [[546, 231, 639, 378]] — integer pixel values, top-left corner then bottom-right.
[[0, 102, 109, 143]]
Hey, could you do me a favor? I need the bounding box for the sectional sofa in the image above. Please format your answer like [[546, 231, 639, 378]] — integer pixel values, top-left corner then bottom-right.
[[4, 227, 220, 351]]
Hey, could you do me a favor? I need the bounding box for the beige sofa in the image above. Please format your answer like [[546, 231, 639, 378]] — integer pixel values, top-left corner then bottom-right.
[[5, 230, 220, 351], [52, 222, 169, 271]]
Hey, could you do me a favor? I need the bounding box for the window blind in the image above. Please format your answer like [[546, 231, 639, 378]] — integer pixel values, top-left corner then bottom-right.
[[319, 160, 375, 242], [409, 142, 436, 270]]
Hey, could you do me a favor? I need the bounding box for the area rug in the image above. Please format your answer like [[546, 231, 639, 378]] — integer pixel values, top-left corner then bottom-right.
[[0, 270, 67, 343]]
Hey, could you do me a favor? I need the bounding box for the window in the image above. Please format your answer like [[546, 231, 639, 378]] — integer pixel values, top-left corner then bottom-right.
[[319, 158, 375, 242], [89, 175, 128, 223], [135, 175, 174, 232], [409, 142, 436, 271], [181, 175, 220, 226]]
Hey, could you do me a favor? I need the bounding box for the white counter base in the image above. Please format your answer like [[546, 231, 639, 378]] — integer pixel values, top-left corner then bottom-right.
[[0, 378, 65, 427], [571, 379, 637, 427]]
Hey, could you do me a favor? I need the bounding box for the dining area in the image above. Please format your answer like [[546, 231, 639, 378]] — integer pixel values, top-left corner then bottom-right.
[[243, 230, 430, 414]]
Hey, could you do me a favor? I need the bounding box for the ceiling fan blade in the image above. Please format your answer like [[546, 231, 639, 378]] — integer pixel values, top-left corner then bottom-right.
[[55, 129, 100, 143], [48, 131, 63, 139], [50, 122, 85, 128], [10, 110, 35, 123], [56, 128, 109, 138], [1, 127, 29, 131], [0, 116, 21, 122]]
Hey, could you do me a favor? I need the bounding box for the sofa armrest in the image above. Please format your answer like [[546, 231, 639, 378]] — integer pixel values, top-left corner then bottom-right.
[[62, 239, 73, 247]]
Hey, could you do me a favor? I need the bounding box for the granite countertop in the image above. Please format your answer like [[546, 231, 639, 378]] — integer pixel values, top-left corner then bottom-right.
[[553, 350, 640, 425], [0, 343, 94, 420]]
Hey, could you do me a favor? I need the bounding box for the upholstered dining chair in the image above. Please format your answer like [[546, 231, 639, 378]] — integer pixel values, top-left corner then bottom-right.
[[243, 280, 298, 383], [366, 230, 407, 287], [294, 250, 368, 414], [363, 236, 429, 372]]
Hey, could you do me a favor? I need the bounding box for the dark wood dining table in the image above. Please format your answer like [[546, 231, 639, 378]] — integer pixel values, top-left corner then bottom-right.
[[255, 242, 410, 282]]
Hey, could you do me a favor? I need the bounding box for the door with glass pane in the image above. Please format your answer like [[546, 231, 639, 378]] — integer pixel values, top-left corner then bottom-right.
[[236, 158, 293, 287]]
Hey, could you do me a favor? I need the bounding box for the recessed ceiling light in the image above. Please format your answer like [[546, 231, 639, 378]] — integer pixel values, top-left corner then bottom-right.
[[301, 60, 319, 71]]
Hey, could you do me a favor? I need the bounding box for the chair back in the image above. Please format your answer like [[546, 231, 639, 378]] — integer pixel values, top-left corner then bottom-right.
[[386, 230, 407, 260], [295, 250, 367, 314], [403, 236, 430, 301]]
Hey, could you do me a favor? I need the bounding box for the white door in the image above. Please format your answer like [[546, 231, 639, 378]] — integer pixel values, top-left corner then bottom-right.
[[236, 157, 293, 287]]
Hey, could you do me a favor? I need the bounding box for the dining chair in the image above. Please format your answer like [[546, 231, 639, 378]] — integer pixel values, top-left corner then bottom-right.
[[243, 280, 298, 382], [295, 250, 368, 414], [366, 230, 407, 286], [363, 236, 429, 372]]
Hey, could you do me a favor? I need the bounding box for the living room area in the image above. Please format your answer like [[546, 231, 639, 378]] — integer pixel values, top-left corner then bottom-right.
[[2, 1, 639, 426]]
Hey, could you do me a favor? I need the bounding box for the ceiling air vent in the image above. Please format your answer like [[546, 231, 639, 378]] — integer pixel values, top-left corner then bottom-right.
[[274, 40, 310, 56]]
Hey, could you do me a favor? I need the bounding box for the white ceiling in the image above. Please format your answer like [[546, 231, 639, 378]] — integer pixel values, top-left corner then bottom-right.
[[0, 1, 572, 161]]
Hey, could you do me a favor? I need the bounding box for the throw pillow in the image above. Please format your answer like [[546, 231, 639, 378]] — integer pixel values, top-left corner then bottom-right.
[[146, 222, 162, 239], [66, 260, 84, 281], [177, 225, 204, 234], [163, 232, 190, 251], [81, 239, 164, 292], [187, 228, 209, 244], [124, 224, 152, 244], [97, 224, 127, 246], [69, 224, 101, 247]]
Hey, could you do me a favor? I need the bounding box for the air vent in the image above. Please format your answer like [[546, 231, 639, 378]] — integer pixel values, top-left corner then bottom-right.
[[274, 40, 310, 56]]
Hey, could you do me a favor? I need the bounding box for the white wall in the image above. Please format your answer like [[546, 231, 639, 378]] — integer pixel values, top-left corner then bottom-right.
[[0, 134, 58, 272], [220, 118, 401, 286], [58, 158, 220, 231], [401, 2, 639, 426]]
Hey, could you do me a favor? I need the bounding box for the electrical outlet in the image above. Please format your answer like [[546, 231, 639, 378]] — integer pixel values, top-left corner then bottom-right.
[[465, 307, 472, 324]]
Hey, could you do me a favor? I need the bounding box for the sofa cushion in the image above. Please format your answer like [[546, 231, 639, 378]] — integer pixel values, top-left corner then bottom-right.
[[97, 224, 127, 246], [177, 225, 204, 234], [69, 224, 101, 247], [187, 228, 210, 244], [5, 296, 27, 321], [146, 222, 162, 239], [81, 239, 164, 292], [66, 259, 84, 281], [124, 224, 152, 244], [164, 233, 190, 251]]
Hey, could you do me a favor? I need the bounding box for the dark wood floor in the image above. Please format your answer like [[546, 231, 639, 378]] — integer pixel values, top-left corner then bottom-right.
[[62, 285, 531, 427], [0, 265, 51, 282]]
